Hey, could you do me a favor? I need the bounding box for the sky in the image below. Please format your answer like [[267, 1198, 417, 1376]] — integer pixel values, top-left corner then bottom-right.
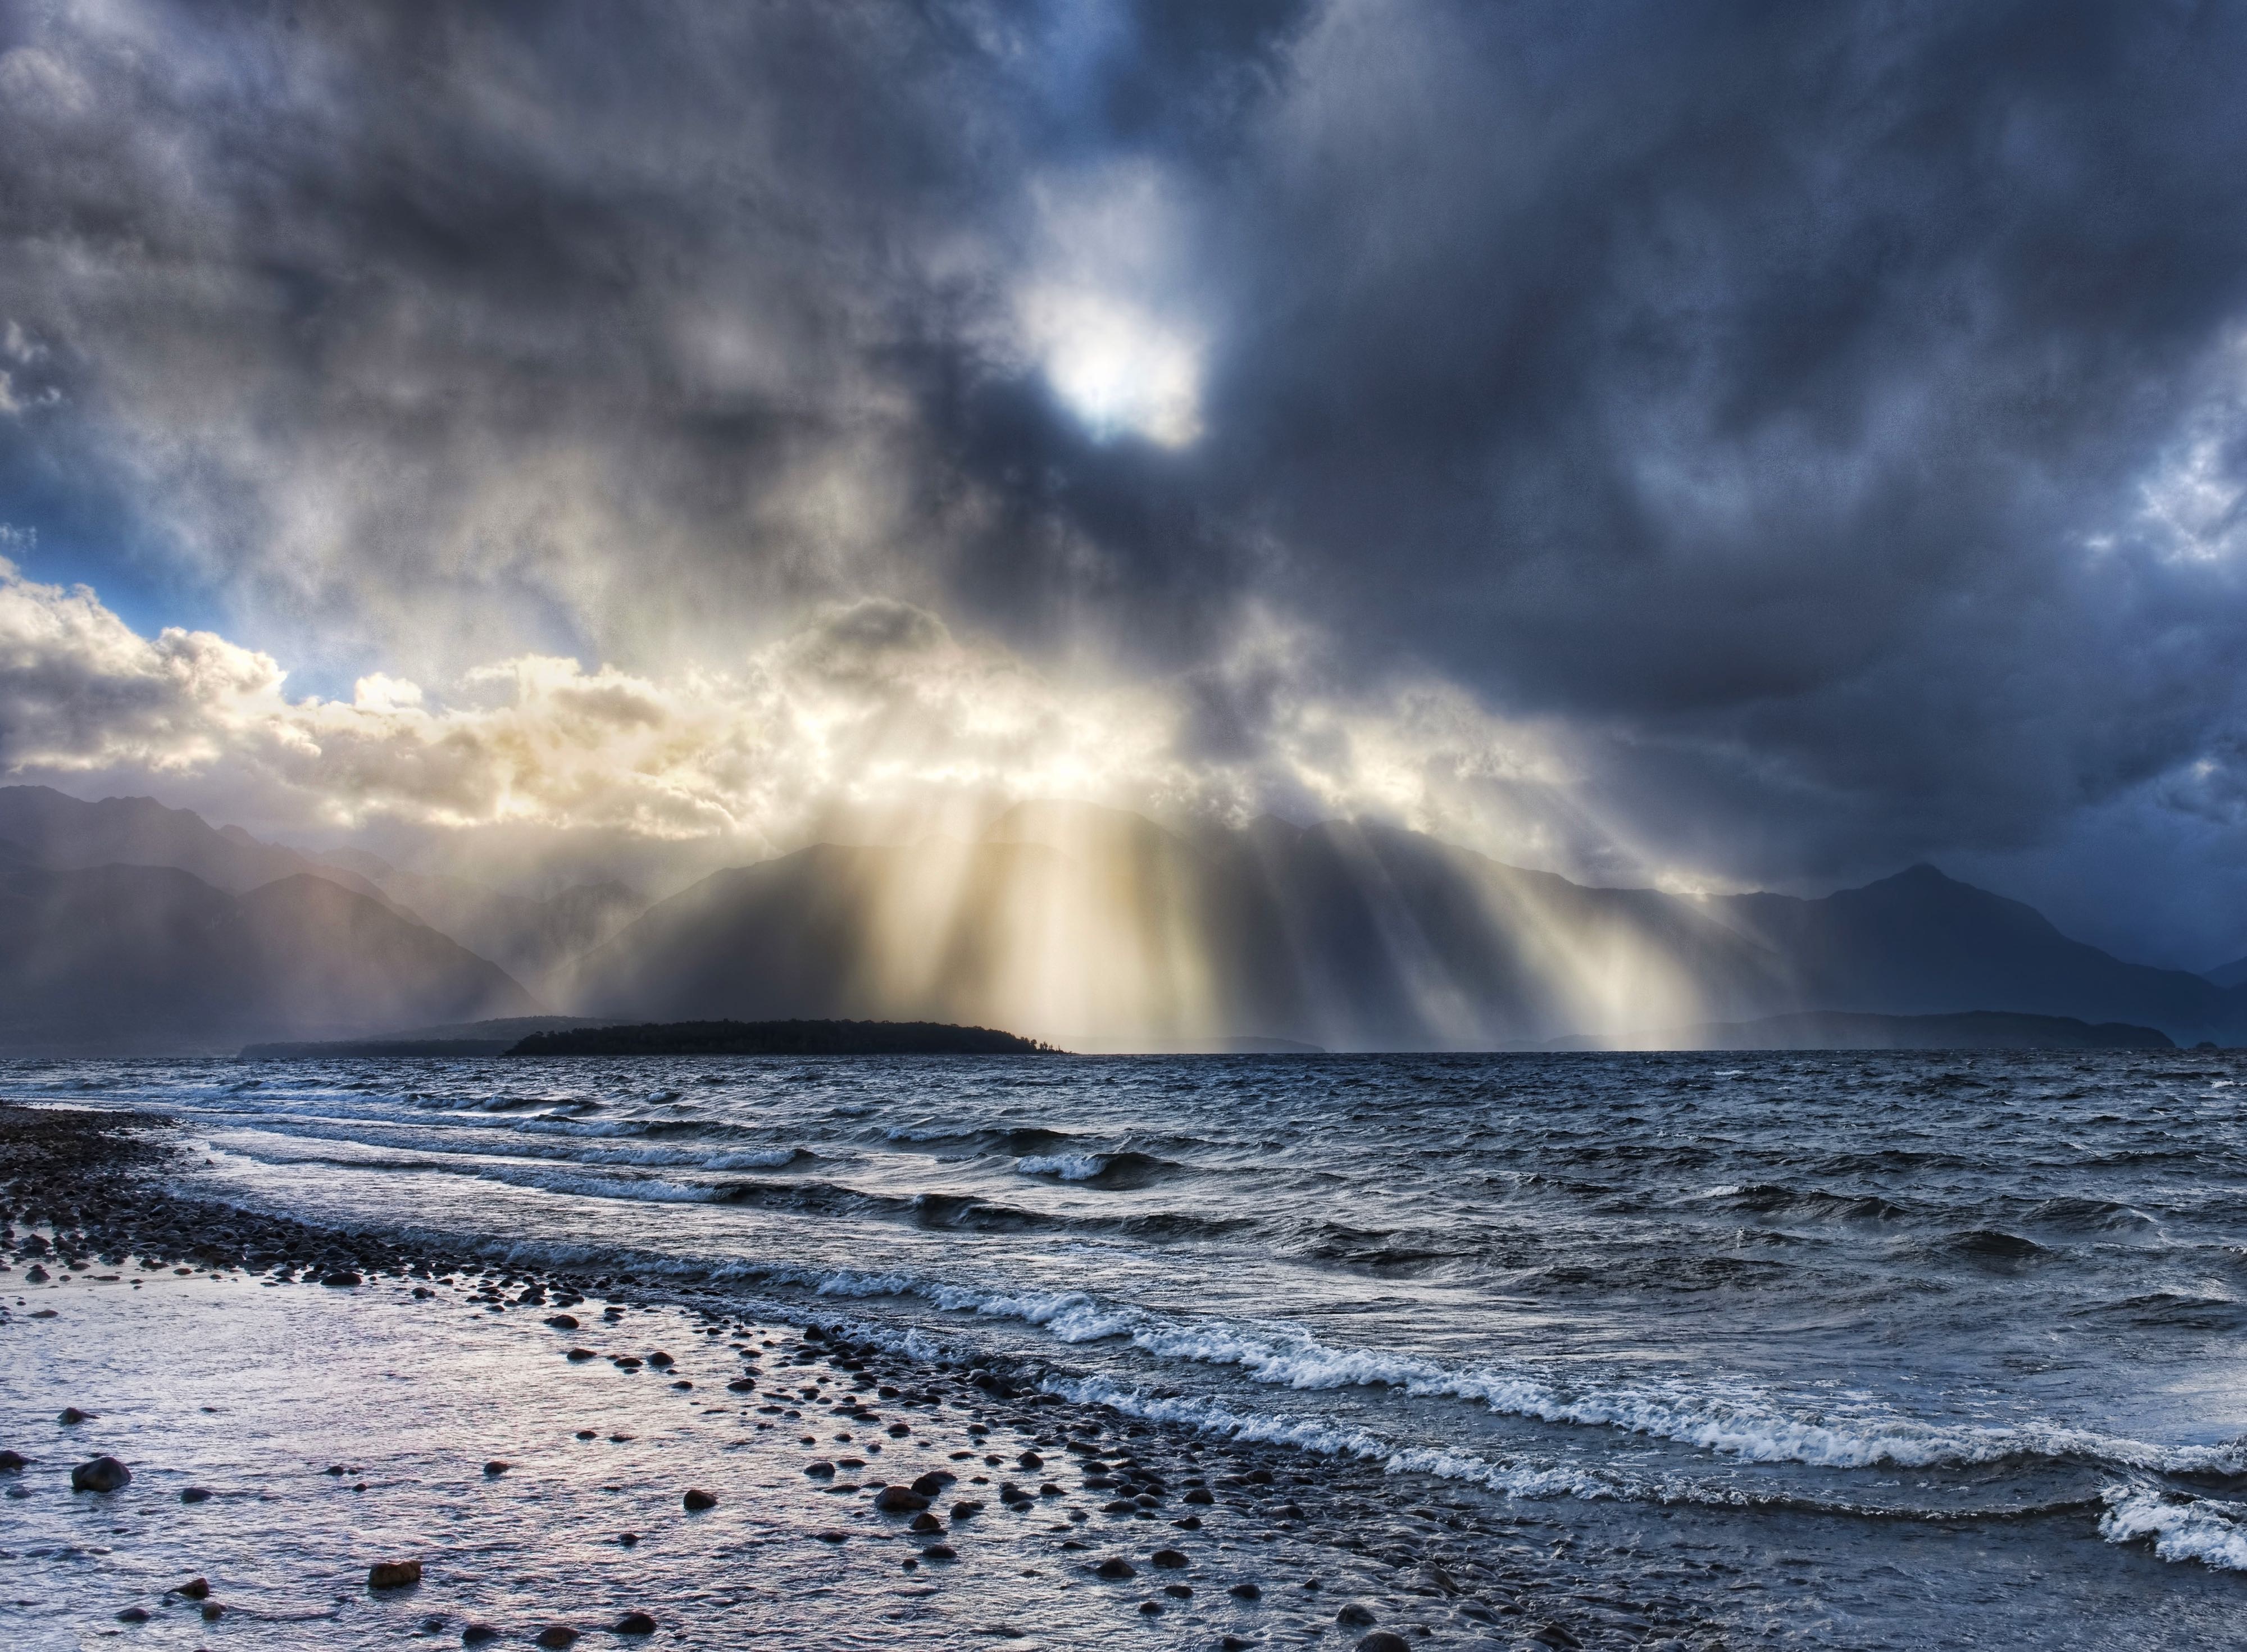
[[3, 0, 2247, 967]]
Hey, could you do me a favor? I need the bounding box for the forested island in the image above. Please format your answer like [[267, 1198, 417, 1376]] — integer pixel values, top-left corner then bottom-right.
[[506, 1018, 1054, 1056]]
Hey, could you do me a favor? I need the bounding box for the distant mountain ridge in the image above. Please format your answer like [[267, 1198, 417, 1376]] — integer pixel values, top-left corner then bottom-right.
[[6, 785, 2244, 1052], [567, 801, 2247, 1048], [0, 862, 539, 1053], [312, 849, 646, 993]]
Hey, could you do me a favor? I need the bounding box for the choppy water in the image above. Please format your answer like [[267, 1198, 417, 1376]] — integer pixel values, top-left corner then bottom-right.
[[11, 1048, 2247, 1641]]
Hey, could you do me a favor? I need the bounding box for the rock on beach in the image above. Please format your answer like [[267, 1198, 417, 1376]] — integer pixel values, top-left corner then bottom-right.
[[71, 1455, 131, 1492]]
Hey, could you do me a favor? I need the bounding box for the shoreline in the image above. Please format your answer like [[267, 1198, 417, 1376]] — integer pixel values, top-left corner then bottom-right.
[[2, 1104, 1704, 1650]]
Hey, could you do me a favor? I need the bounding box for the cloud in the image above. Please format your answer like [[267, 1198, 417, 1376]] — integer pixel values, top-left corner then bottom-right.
[[0, 559, 1596, 871], [4, 2, 2247, 957]]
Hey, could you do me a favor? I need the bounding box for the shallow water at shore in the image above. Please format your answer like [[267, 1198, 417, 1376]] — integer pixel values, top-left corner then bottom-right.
[[7, 1049, 2247, 1645]]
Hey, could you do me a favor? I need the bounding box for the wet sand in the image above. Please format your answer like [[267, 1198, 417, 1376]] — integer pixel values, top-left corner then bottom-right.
[[2, 1105, 1713, 1649]]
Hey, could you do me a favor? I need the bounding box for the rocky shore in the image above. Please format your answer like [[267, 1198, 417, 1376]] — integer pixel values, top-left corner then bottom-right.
[[2, 1104, 1722, 1649]]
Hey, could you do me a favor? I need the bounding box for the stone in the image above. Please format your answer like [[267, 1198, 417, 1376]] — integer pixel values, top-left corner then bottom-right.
[[172, 1577, 211, 1600], [1229, 1582, 1262, 1600], [181, 1486, 212, 1503], [1138, 1600, 1163, 1615], [950, 1499, 985, 1518], [1243, 1467, 1274, 1485], [670, 1379, 692, 1390], [545, 1314, 580, 1330], [483, 1460, 510, 1476], [909, 1471, 955, 1496], [533, 1630, 580, 1649], [1094, 1558, 1136, 1580], [0, 1450, 27, 1472], [1356, 1636, 1413, 1652], [681, 1487, 718, 1511], [566, 1348, 598, 1362], [71, 1455, 131, 1492], [369, 1560, 423, 1589], [1017, 1450, 1043, 1469], [814, 1530, 848, 1544], [462, 1625, 500, 1646], [576, 1430, 597, 1440], [909, 1512, 944, 1533], [612, 1612, 657, 1635], [322, 1272, 362, 1287], [874, 1485, 930, 1513], [58, 1407, 94, 1424], [116, 1607, 151, 1623], [804, 1460, 836, 1478], [727, 1377, 756, 1392], [1150, 1549, 1188, 1568], [1183, 1487, 1214, 1504], [921, 1542, 957, 1560], [647, 1351, 674, 1368], [1335, 1601, 1379, 1627], [201, 1602, 224, 1621]]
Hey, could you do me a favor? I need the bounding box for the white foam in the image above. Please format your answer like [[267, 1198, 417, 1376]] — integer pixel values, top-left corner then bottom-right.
[[730, 1263, 2247, 1478], [2099, 1486, 2247, 1571], [1015, 1152, 1106, 1180], [704, 1148, 803, 1170]]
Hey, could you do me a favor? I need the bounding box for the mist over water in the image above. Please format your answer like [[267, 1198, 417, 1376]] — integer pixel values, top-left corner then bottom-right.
[[13, 1048, 2247, 1632]]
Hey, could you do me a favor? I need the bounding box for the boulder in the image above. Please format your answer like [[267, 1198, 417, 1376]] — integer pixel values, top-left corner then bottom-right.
[[611, 1612, 657, 1635], [368, 1560, 423, 1589], [71, 1455, 131, 1492], [873, 1485, 930, 1513], [681, 1487, 718, 1511]]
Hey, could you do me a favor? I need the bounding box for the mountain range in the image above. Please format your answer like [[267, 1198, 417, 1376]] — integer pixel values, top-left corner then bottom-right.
[[2, 785, 2243, 1053]]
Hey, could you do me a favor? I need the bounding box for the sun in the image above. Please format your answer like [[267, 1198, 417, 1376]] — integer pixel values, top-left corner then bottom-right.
[[1022, 286, 1203, 448]]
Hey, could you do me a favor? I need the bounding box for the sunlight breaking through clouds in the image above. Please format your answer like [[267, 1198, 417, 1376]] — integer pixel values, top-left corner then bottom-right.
[[0, 557, 1604, 874]]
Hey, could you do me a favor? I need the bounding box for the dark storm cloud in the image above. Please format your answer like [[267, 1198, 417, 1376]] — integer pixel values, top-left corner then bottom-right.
[[4, 0, 2247, 957]]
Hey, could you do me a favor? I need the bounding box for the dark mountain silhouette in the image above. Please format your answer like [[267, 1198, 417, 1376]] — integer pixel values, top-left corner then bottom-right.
[[0, 863, 541, 1054], [8, 786, 2243, 1052], [313, 850, 647, 992], [566, 803, 2247, 1048], [2207, 954, 2247, 990], [0, 785, 640, 1002], [1700, 866, 2244, 1043], [0, 785, 392, 904]]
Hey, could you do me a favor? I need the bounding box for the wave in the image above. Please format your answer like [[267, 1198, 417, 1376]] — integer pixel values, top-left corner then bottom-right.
[[2099, 1486, 2247, 1571], [1016, 1152, 1104, 1181], [1012, 1149, 1179, 1189], [747, 1267, 2247, 1481], [1709, 1184, 1911, 1222]]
